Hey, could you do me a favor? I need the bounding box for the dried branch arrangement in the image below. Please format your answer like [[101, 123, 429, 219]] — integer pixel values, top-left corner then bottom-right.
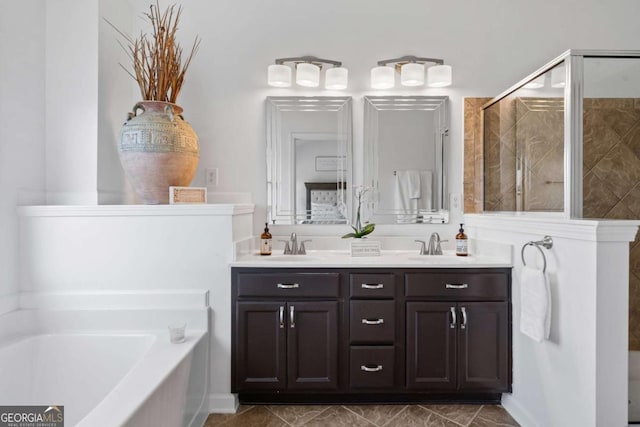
[[105, 1, 201, 103]]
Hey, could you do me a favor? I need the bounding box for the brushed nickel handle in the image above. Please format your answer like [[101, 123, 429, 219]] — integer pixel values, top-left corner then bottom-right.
[[361, 283, 384, 289], [461, 306, 467, 330], [445, 283, 468, 289], [450, 306, 457, 329], [361, 318, 384, 325], [290, 305, 295, 328], [279, 306, 285, 329], [360, 365, 383, 372], [277, 283, 300, 289]]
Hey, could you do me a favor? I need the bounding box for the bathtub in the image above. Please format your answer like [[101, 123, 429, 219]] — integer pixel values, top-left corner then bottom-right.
[[0, 295, 209, 427]]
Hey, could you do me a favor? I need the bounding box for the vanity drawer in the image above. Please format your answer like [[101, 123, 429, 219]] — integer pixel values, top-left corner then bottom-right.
[[350, 300, 395, 344], [350, 346, 395, 389], [236, 273, 339, 298], [405, 272, 508, 300], [350, 273, 396, 298]]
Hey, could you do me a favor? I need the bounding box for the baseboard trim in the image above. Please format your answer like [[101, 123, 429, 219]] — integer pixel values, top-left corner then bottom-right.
[[501, 394, 539, 427], [207, 393, 238, 414]]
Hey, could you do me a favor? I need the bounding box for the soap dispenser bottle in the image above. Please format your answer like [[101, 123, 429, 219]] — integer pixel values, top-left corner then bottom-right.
[[260, 223, 272, 256], [456, 223, 468, 257]]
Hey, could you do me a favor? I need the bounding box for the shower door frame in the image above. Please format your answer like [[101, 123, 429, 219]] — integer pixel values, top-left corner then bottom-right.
[[481, 49, 640, 219]]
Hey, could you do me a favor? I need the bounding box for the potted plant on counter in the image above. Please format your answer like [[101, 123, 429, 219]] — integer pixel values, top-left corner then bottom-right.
[[342, 186, 380, 256], [106, 1, 201, 204]]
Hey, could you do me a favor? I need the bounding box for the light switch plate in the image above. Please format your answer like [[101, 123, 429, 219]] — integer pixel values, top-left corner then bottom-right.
[[450, 193, 461, 212]]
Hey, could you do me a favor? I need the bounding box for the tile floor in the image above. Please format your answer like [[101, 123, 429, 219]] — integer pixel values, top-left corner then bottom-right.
[[205, 404, 520, 427]]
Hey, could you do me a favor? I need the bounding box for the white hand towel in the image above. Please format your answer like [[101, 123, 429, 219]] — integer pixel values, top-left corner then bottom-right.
[[419, 170, 433, 211], [394, 170, 420, 220], [519, 266, 551, 342], [406, 170, 421, 199]]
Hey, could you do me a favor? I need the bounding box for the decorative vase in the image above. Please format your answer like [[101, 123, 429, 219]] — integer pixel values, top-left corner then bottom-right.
[[118, 101, 199, 204]]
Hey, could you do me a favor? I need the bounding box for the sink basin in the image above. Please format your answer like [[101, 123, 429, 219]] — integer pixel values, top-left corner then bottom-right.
[[255, 255, 320, 262], [406, 255, 471, 262]]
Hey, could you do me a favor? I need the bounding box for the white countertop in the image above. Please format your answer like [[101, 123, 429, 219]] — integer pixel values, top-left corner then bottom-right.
[[231, 250, 512, 269]]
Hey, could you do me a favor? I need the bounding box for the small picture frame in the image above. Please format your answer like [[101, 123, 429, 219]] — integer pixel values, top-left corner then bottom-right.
[[315, 156, 346, 172], [169, 186, 207, 204], [350, 240, 381, 257]]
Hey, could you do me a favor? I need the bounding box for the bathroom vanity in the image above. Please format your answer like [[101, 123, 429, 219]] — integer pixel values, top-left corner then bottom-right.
[[231, 256, 511, 404]]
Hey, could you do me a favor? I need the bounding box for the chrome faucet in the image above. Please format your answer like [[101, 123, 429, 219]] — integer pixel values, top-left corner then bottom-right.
[[279, 233, 311, 255], [427, 232, 446, 255]]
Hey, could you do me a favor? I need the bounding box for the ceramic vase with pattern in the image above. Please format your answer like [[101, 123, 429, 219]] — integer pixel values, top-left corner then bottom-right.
[[118, 101, 199, 204]]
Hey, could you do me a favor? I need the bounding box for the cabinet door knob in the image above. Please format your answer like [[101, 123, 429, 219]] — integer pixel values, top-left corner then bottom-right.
[[279, 306, 285, 329], [290, 305, 295, 328], [361, 283, 384, 289], [361, 318, 384, 325], [450, 306, 457, 329], [360, 364, 383, 372], [445, 283, 468, 289], [277, 283, 300, 289], [461, 306, 467, 330]]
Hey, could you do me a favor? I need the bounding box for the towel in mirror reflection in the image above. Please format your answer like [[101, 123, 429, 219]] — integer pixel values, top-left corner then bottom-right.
[[394, 170, 432, 222]]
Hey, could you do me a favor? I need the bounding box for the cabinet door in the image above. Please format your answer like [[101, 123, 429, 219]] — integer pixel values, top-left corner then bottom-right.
[[287, 301, 339, 390], [406, 302, 457, 390], [235, 302, 287, 391], [457, 302, 510, 391]]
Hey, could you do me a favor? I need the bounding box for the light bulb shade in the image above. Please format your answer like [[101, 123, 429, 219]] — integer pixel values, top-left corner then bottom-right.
[[427, 64, 452, 87], [401, 63, 425, 86], [551, 64, 566, 88], [267, 64, 292, 87], [371, 66, 395, 89], [325, 67, 348, 90], [523, 75, 545, 89], [296, 63, 320, 87]]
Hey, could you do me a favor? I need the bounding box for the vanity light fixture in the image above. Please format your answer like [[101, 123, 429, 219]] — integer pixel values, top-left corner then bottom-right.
[[267, 56, 348, 89], [371, 56, 453, 89]]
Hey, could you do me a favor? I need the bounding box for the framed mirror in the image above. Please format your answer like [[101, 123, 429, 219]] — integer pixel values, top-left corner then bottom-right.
[[364, 96, 449, 224], [266, 96, 352, 225]]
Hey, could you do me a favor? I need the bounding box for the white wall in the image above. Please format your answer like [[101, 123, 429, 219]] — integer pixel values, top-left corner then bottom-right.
[[45, 0, 100, 204], [98, 0, 137, 204], [466, 214, 639, 426], [0, 1, 46, 299]]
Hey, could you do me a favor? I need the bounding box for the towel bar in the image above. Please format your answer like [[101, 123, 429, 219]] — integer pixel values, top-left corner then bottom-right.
[[521, 236, 553, 273]]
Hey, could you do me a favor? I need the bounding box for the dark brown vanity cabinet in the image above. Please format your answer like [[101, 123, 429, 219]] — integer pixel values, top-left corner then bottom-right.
[[232, 267, 511, 401], [405, 272, 511, 393], [233, 272, 341, 393]]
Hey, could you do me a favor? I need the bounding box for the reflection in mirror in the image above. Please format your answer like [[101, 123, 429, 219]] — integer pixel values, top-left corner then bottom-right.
[[266, 97, 352, 224], [364, 96, 449, 224]]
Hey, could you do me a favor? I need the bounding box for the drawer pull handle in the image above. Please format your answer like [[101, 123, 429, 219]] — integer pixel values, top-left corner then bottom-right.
[[360, 364, 383, 372], [279, 306, 285, 329], [450, 306, 457, 329], [361, 318, 384, 325], [290, 305, 295, 328], [361, 283, 384, 289], [277, 283, 300, 289], [461, 306, 467, 330], [445, 283, 468, 289]]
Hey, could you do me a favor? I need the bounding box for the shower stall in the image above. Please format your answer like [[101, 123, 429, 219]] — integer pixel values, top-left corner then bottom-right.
[[472, 49, 640, 422]]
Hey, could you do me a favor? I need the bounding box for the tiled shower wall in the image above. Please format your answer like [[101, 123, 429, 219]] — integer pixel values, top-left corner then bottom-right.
[[464, 97, 640, 349]]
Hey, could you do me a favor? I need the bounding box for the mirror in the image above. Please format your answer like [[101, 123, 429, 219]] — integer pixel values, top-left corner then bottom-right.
[[266, 96, 352, 225], [364, 96, 449, 224]]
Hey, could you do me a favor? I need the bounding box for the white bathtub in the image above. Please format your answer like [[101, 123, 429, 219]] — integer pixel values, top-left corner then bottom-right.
[[0, 301, 209, 427]]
